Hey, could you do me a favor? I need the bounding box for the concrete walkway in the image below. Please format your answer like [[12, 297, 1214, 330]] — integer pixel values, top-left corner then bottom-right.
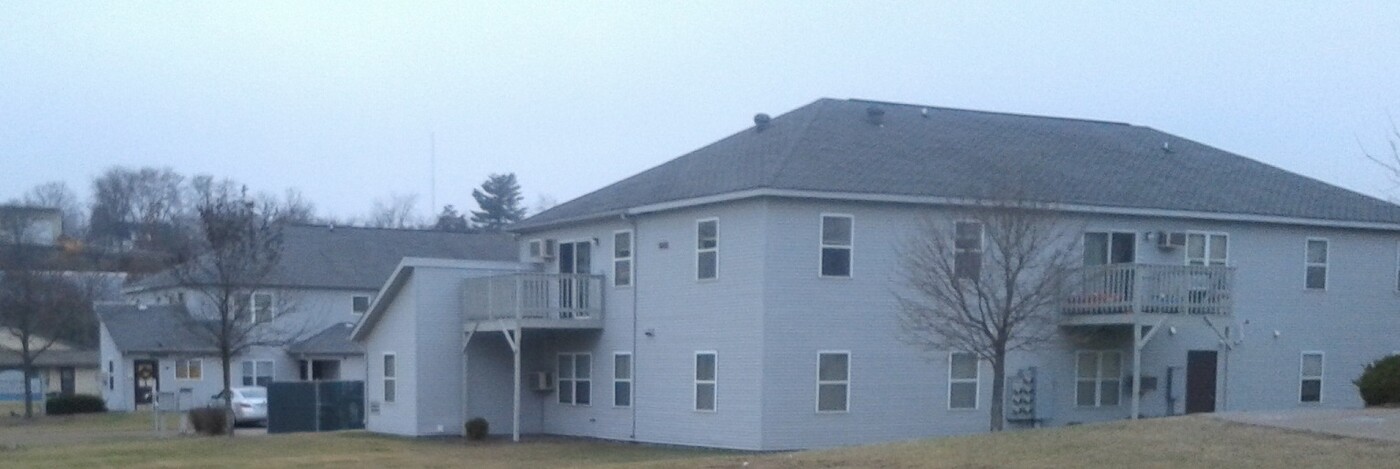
[[1215, 408, 1400, 442]]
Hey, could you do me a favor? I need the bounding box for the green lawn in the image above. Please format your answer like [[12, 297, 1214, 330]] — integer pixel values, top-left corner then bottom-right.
[[2, 413, 1399, 468]]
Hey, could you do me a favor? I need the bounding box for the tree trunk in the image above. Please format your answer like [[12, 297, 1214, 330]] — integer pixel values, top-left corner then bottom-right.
[[222, 349, 235, 437], [989, 350, 1007, 432], [20, 359, 34, 419]]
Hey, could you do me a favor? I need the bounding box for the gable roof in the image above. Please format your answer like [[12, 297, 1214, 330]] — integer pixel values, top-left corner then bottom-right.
[[288, 322, 361, 356], [514, 98, 1400, 231], [126, 225, 516, 293], [97, 303, 217, 354]]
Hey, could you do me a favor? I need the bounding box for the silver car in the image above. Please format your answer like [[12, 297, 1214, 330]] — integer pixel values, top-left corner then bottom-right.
[[211, 387, 269, 425]]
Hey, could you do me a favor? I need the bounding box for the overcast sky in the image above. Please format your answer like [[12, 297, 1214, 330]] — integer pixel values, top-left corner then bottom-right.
[[4, 1, 1400, 220]]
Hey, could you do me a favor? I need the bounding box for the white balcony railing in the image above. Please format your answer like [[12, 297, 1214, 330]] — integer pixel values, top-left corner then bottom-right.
[[1061, 264, 1234, 316], [463, 273, 604, 324]]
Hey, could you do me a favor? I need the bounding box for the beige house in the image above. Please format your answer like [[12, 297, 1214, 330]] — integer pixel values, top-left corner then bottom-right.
[[0, 329, 100, 398]]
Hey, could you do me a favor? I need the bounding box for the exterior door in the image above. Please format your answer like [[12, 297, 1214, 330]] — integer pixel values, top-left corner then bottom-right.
[[59, 367, 75, 396], [133, 360, 158, 405], [1186, 351, 1218, 413], [557, 241, 592, 318]]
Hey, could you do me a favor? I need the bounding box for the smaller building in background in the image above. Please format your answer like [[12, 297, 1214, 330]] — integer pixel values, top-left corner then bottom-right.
[[0, 205, 62, 247]]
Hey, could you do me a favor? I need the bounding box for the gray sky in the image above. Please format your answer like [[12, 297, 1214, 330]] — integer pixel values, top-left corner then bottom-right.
[[4, 1, 1400, 220]]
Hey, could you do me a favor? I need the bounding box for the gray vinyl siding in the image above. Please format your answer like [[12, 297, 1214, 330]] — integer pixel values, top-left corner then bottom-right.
[[362, 277, 418, 435], [98, 324, 130, 411]]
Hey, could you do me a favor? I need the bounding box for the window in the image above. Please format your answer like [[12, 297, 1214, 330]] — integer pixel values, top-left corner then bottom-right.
[[614, 231, 633, 287], [695, 352, 717, 411], [241, 360, 274, 387], [352, 295, 371, 314], [954, 221, 984, 279], [175, 359, 203, 381], [949, 353, 979, 409], [817, 352, 850, 412], [1301, 352, 1323, 403], [236, 292, 275, 323], [107, 361, 114, 390], [558, 353, 591, 405], [382, 354, 396, 403], [697, 219, 718, 280], [1186, 233, 1228, 266], [1083, 232, 1136, 266], [1075, 351, 1122, 407], [613, 352, 632, 407], [1306, 239, 1328, 290], [820, 215, 853, 277]]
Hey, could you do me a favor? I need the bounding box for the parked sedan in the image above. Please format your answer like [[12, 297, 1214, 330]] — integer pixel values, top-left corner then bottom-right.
[[211, 387, 269, 425]]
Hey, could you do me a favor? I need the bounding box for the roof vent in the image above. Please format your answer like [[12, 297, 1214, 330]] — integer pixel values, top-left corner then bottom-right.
[[866, 106, 885, 126], [753, 113, 771, 131], [1162, 141, 1173, 153], [921, 107, 930, 118]]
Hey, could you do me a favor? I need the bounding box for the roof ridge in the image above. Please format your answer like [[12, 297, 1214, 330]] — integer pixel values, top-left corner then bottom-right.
[[765, 99, 829, 188], [846, 98, 1132, 127]]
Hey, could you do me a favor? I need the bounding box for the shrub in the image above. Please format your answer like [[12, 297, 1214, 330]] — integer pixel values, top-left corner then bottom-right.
[[465, 417, 489, 440], [45, 394, 106, 415], [1355, 355, 1400, 406], [188, 407, 229, 436]]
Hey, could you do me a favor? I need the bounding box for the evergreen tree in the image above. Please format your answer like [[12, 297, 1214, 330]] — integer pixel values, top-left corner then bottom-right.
[[433, 205, 471, 232], [470, 173, 526, 231]]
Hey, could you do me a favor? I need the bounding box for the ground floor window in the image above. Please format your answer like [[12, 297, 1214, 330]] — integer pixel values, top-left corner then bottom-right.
[[382, 354, 396, 403], [558, 353, 591, 405], [1076, 351, 1122, 407], [695, 352, 717, 411], [1301, 352, 1324, 403], [817, 352, 850, 412], [176, 359, 203, 381], [298, 359, 342, 381], [241, 360, 274, 387], [948, 352, 979, 410], [613, 352, 632, 407]]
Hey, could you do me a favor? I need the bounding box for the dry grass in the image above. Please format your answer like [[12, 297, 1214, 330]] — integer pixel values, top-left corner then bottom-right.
[[1, 414, 1399, 468]]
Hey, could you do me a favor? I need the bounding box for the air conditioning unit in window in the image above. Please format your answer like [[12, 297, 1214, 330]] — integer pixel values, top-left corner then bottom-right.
[[1156, 231, 1187, 250], [528, 239, 557, 262], [530, 371, 554, 392]]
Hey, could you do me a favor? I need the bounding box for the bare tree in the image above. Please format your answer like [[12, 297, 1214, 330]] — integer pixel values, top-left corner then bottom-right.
[[89, 166, 188, 251], [173, 184, 300, 436], [895, 199, 1079, 431], [1363, 118, 1400, 199], [0, 210, 93, 418], [22, 182, 86, 238], [366, 193, 420, 229], [532, 194, 559, 216]]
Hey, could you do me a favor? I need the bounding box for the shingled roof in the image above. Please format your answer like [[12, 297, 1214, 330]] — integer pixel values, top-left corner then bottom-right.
[[288, 322, 360, 356], [513, 98, 1400, 231], [97, 303, 216, 354], [127, 224, 516, 292]]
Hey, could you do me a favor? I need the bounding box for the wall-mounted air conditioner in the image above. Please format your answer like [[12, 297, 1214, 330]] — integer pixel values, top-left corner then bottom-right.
[[1156, 231, 1187, 249], [528, 239, 557, 262], [530, 371, 554, 392]]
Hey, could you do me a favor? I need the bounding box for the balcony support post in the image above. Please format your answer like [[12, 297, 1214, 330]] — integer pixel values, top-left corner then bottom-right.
[[1131, 321, 1142, 421]]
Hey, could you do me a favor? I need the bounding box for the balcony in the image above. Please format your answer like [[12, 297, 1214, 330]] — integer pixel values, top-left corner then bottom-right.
[[462, 273, 605, 331], [1060, 264, 1234, 326]]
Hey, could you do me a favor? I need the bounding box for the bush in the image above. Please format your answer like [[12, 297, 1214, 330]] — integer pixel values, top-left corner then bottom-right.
[[188, 407, 229, 436], [1356, 355, 1400, 406], [45, 394, 106, 415], [465, 417, 489, 440]]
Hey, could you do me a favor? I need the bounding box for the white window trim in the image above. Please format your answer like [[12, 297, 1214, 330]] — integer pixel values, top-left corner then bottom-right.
[[175, 358, 203, 381], [243, 291, 276, 323], [1300, 351, 1324, 403], [1184, 231, 1229, 266], [382, 353, 396, 403], [352, 295, 371, 315], [948, 352, 979, 410], [557, 352, 592, 406], [1083, 231, 1138, 265], [954, 220, 985, 278], [527, 238, 543, 259], [613, 351, 632, 408], [1075, 351, 1123, 408], [819, 214, 854, 278], [695, 351, 717, 412], [613, 230, 633, 288], [696, 218, 719, 281], [815, 350, 851, 413], [1305, 237, 1329, 291], [241, 359, 274, 387], [557, 239, 592, 274]]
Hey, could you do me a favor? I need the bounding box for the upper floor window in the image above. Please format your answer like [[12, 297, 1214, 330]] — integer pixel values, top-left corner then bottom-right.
[[613, 231, 633, 287], [1083, 232, 1135, 266], [352, 295, 371, 315], [949, 352, 979, 409], [820, 215, 853, 277], [1300, 352, 1323, 403], [1075, 351, 1122, 407], [1305, 239, 1328, 290], [236, 292, 274, 324], [817, 352, 850, 412], [954, 221, 984, 279], [1186, 233, 1228, 266], [697, 219, 718, 280]]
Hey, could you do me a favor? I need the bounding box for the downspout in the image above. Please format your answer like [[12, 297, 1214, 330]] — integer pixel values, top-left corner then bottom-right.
[[624, 212, 639, 440]]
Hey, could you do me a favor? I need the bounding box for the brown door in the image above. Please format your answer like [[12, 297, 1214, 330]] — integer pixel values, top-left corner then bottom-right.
[[1186, 351, 1218, 414]]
